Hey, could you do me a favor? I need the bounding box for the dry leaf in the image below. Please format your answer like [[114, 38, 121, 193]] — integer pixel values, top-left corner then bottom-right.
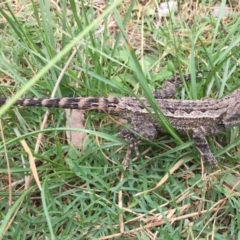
[[65, 109, 86, 149]]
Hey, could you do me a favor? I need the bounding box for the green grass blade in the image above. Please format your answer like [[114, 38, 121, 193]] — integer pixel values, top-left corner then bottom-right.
[[0, 0, 123, 117], [0, 187, 34, 240]]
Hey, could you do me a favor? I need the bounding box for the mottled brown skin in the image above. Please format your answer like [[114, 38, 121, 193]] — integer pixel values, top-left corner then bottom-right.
[[0, 73, 239, 165]]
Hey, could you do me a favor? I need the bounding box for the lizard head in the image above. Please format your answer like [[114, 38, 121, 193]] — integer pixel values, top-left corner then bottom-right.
[[223, 102, 240, 127]]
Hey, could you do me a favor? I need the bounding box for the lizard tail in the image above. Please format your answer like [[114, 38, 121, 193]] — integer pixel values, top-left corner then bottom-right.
[[0, 97, 121, 110]]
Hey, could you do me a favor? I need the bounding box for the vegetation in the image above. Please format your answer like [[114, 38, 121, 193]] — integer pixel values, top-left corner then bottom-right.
[[0, 1, 240, 239]]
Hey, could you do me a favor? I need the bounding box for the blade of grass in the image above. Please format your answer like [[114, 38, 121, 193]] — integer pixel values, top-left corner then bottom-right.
[[112, 5, 182, 144], [0, 187, 34, 240], [0, 0, 123, 117], [41, 180, 54, 239], [0, 128, 125, 150], [127, 46, 182, 144]]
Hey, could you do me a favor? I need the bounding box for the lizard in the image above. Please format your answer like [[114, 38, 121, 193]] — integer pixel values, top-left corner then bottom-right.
[[0, 72, 239, 165]]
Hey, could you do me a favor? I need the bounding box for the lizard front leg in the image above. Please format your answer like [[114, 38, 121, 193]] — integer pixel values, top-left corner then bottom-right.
[[192, 127, 218, 165]]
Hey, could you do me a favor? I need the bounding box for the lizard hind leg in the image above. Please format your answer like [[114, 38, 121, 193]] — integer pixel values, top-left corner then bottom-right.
[[119, 116, 158, 167], [153, 81, 177, 99], [119, 129, 139, 168], [153, 73, 192, 99], [153, 72, 207, 99]]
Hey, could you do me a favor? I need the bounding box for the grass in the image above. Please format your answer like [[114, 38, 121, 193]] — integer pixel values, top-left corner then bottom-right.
[[0, 0, 240, 239]]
